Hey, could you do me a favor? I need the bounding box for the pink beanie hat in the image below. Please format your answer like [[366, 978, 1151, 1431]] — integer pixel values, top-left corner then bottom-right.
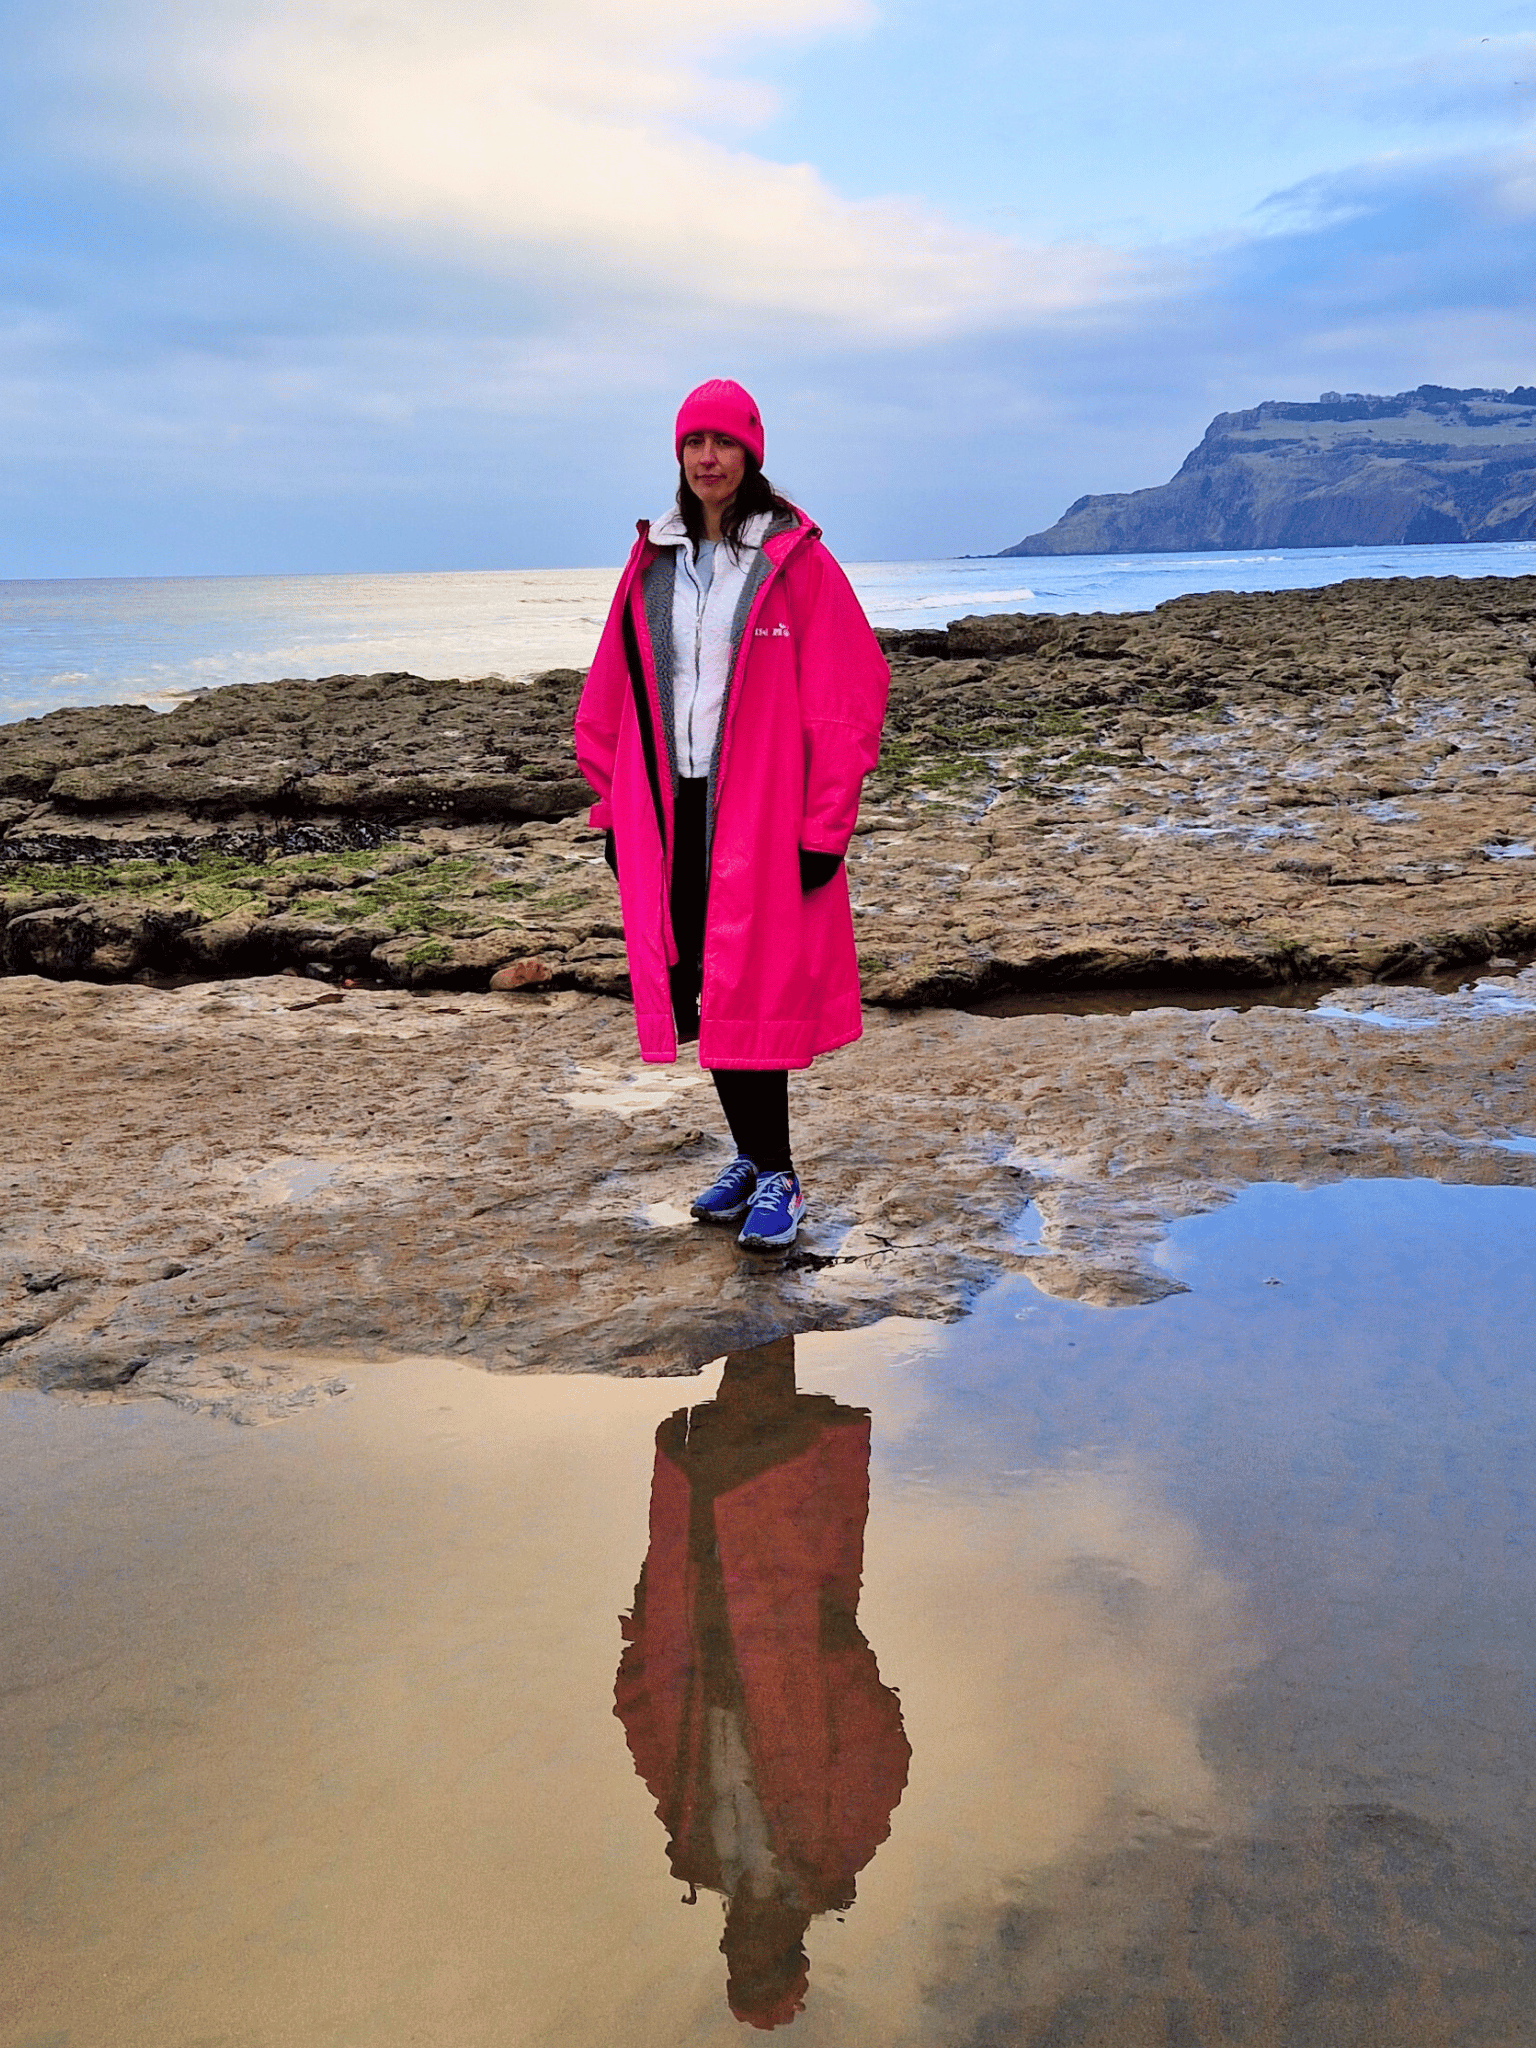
[[674, 379, 765, 468]]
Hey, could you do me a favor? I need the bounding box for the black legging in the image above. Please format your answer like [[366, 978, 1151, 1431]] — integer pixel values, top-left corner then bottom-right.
[[670, 777, 793, 1176]]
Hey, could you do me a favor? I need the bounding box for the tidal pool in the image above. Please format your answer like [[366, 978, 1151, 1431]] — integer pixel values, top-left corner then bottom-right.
[[3, 1179, 1534, 2046]]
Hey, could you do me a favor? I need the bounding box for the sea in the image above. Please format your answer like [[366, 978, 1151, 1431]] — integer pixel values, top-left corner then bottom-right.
[[3, 538, 1534, 727]]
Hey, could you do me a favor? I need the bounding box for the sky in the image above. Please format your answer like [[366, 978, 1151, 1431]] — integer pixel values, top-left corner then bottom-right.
[[2, 0, 1534, 576]]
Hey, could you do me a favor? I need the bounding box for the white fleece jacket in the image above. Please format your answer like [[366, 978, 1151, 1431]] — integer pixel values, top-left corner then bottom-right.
[[648, 506, 775, 778]]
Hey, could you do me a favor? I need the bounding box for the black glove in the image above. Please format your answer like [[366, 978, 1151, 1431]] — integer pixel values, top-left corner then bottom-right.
[[603, 829, 618, 880], [798, 848, 843, 893]]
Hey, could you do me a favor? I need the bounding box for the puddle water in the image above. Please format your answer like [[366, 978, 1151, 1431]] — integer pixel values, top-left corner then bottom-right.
[[967, 956, 1536, 1019], [968, 980, 1333, 1019], [4, 1180, 1536, 2046], [241, 1156, 341, 1205]]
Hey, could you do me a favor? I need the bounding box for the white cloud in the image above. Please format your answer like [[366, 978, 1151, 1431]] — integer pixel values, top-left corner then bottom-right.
[[59, 0, 1152, 340]]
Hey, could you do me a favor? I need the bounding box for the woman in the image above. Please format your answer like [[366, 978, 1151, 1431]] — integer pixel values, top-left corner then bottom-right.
[[574, 379, 889, 1252]]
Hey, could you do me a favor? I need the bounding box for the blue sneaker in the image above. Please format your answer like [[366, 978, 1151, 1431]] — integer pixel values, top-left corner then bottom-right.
[[736, 1171, 806, 1253], [690, 1154, 758, 1225]]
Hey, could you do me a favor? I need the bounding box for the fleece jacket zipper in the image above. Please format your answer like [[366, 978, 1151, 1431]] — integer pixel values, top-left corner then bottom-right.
[[682, 544, 709, 777]]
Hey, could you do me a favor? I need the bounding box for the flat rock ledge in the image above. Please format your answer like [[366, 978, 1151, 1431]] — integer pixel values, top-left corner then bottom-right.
[[3, 972, 1532, 1420], [3, 574, 1535, 999]]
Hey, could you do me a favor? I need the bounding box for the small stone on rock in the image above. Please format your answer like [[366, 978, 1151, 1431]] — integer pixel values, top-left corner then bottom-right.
[[490, 958, 553, 992]]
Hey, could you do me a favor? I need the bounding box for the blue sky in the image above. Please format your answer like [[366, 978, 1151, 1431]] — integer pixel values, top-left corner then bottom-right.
[[2, 0, 1533, 575]]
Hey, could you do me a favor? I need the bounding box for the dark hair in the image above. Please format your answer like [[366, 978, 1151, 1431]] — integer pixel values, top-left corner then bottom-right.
[[676, 452, 795, 552]]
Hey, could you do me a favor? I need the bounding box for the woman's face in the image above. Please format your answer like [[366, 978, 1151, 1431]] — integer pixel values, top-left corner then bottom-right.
[[682, 431, 746, 513]]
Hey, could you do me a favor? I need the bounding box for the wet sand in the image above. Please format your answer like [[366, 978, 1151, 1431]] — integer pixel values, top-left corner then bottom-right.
[[5, 1179, 1535, 2046]]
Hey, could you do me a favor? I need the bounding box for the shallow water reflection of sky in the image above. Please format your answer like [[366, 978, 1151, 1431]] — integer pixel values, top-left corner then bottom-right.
[[3, 1179, 1535, 2044]]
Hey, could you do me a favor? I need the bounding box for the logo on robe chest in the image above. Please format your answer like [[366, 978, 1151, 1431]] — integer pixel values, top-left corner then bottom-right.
[[754, 624, 792, 639]]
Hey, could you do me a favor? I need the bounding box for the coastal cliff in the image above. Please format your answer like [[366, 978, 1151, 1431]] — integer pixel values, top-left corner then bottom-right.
[[1002, 386, 1536, 555]]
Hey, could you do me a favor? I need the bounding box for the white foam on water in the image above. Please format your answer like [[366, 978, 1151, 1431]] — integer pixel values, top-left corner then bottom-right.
[[907, 587, 1037, 609]]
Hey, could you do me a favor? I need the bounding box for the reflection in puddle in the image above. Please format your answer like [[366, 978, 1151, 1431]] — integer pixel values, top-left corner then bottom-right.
[[3, 1182, 1536, 2044], [616, 1336, 909, 2028]]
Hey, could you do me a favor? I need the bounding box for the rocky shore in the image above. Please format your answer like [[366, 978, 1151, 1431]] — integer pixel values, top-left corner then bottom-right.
[[4, 569, 1534, 1407], [3, 574, 1533, 1002], [2, 965, 1533, 1416]]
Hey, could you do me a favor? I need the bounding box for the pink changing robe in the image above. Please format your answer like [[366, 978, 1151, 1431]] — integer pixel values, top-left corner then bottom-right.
[[574, 508, 890, 1069]]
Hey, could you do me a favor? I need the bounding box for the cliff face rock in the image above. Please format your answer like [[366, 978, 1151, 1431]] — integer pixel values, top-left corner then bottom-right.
[[1002, 386, 1536, 556]]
